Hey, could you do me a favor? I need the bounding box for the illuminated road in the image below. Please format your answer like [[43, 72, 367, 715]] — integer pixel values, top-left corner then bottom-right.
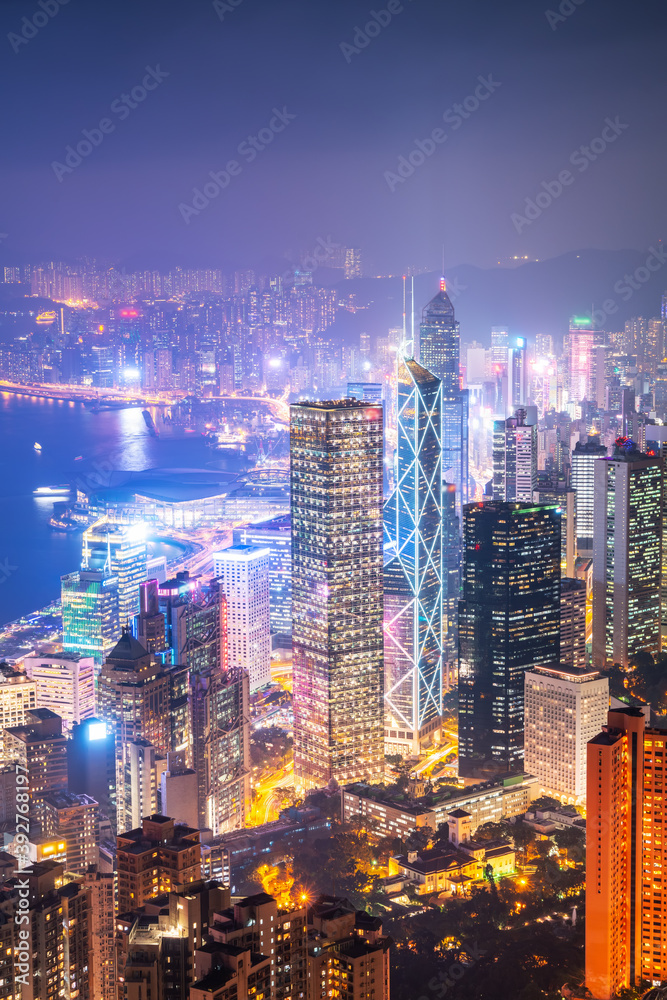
[[248, 760, 294, 827], [412, 741, 458, 777]]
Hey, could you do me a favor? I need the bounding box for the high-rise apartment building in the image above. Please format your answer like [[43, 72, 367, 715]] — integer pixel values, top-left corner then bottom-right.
[[586, 708, 667, 998], [83, 868, 116, 1000], [23, 652, 95, 732], [291, 399, 384, 790], [4, 708, 68, 828], [592, 439, 663, 669], [233, 514, 292, 638], [61, 568, 119, 665], [42, 791, 99, 873], [0, 664, 36, 756], [560, 577, 587, 668], [205, 668, 250, 836], [458, 502, 561, 778], [135, 579, 167, 655], [119, 738, 166, 835], [116, 814, 202, 914], [492, 408, 537, 502], [524, 664, 608, 805], [534, 484, 576, 577], [212, 545, 271, 691], [572, 436, 607, 556], [384, 358, 443, 756]]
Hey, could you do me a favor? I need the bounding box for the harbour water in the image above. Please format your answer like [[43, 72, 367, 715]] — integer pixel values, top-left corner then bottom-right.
[[0, 392, 236, 626]]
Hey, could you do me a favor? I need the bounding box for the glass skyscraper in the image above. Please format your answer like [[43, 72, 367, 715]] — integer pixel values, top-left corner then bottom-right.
[[458, 501, 561, 778], [82, 520, 148, 628], [592, 439, 663, 669], [291, 399, 384, 790], [419, 279, 469, 519], [384, 358, 443, 756], [61, 569, 119, 666]]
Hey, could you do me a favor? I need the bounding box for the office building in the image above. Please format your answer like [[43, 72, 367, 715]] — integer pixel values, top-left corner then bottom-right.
[[4, 708, 68, 828], [507, 337, 527, 413], [23, 652, 95, 732], [116, 814, 202, 914], [534, 484, 576, 577], [160, 750, 199, 830], [567, 316, 605, 405], [135, 579, 167, 655], [0, 664, 36, 756], [524, 664, 608, 805], [82, 520, 148, 628], [83, 868, 116, 1000], [61, 568, 119, 665], [68, 717, 116, 829], [458, 501, 561, 778], [212, 546, 271, 691], [291, 399, 385, 790], [592, 439, 663, 669], [233, 514, 292, 639], [205, 668, 250, 835], [419, 279, 469, 518], [586, 708, 667, 997], [119, 738, 167, 835], [560, 577, 587, 668], [571, 436, 607, 556], [43, 791, 99, 873], [384, 357, 443, 755], [492, 408, 537, 502]]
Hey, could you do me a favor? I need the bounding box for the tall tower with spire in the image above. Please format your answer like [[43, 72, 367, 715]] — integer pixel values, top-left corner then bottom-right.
[[419, 279, 469, 519], [384, 358, 443, 755]]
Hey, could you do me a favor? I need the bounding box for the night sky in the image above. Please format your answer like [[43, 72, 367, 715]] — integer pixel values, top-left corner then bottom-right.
[[1, 0, 665, 273]]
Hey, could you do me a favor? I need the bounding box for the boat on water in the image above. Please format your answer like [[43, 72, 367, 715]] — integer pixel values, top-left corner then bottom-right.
[[49, 516, 78, 532], [33, 442, 42, 451], [33, 485, 72, 496], [74, 455, 83, 461], [204, 430, 245, 455]]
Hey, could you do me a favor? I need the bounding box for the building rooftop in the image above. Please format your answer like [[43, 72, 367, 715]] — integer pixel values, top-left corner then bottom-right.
[[292, 398, 377, 411], [107, 630, 149, 662]]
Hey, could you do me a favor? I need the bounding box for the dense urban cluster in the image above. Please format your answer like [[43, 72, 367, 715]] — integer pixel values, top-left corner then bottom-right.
[[1, 254, 667, 1000]]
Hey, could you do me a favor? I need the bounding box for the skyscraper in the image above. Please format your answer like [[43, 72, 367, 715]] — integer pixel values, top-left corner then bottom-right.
[[212, 545, 271, 692], [592, 438, 663, 669], [571, 436, 607, 556], [233, 514, 292, 640], [524, 664, 608, 805], [82, 520, 148, 628], [61, 569, 119, 665], [566, 316, 605, 406], [384, 358, 443, 756], [458, 501, 561, 778], [291, 399, 384, 790], [23, 652, 95, 732], [560, 577, 587, 669], [492, 408, 537, 502], [586, 707, 667, 998], [419, 280, 468, 519]]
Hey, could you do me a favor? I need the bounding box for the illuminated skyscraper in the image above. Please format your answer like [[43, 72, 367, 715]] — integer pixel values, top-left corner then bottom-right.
[[458, 501, 561, 778], [61, 569, 119, 665], [212, 545, 271, 692], [384, 358, 442, 756], [572, 436, 607, 556], [592, 439, 663, 669], [82, 520, 148, 628], [524, 664, 607, 805], [566, 316, 605, 405], [419, 279, 468, 518], [291, 399, 384, 790], [586, 707, 667, 998], [492, 408, 537, 502]]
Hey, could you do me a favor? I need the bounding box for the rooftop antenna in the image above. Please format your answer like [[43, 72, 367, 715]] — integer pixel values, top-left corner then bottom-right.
[[411, 276, 415, 358], [402, 275, 406, 349]]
